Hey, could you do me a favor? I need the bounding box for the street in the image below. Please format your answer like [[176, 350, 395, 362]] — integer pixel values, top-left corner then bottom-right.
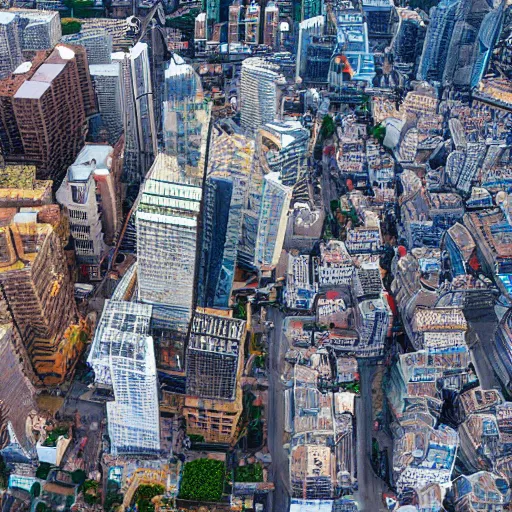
[[267, 308, 290, 512], [355, 362, 388, 512]]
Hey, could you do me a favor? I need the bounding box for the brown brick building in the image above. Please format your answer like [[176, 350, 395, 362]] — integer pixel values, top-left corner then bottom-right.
[[0, 44, 96, 185]]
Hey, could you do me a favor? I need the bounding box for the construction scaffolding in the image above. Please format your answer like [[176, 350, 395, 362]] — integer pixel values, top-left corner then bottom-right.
[[88, 300, 160, 456]]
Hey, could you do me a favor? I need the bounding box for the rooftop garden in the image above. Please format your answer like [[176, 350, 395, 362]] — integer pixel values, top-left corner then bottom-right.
[[235, 463, 263, 483], [178, 459, 225, 502]]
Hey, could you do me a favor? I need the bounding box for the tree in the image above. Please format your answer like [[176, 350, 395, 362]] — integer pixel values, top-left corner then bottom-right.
[[178, 459, 225, 502], [61, 18, 82, 35], [320, 115, 335, 140]]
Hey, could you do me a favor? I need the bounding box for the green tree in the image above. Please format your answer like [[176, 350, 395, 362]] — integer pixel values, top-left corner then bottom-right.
[[61, 18, 82, 35], [320, 115, 335, 140], [178, 459, 225, 502]]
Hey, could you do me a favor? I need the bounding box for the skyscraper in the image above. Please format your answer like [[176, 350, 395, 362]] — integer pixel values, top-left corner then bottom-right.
[[417, 0, 461, 83], [113, 42, 157, 185], [254, 171, 292, 267], [264, 2, 279, 48], [258, 121, 309, 186], [197, 176, 234, 308], [0, 44, 95, 184], [61, 28, 113, 65], [136, 153, 203, 333], [162, 54, 210, 173], [88, 300, 160, 456], [184, 309, 246, 445], [89, 63, 124, 144], [245, 2, 261, 45], [56, 144, 123, 281], [443, 0, 504, 88], [241, 57, 281, 137], [0, 13, 22, 80], [0, 193, 79, 384], [0, 9, 61, 51]]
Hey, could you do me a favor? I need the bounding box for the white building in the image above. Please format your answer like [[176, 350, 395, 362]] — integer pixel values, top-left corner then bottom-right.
[[56, 144, 119, 280], [254, 171, 292, 267], [136, 153, 203, 333], [87, 300, 160, 456], [240, 57, 281, 137]]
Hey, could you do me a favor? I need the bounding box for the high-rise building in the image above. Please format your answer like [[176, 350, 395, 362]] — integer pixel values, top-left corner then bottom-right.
[[391, 8, 427, 78], [136, 153, 203, 333], [329, 11, 375, 85], [88, 300, 160, 456], [186, 309, 246, 400], [258, 121, 309, 186], [245, 2, 261, 45], [443, 0, 504, 88], [264, 2, 279, 48], [417, 0, 460, 83], [0, 195, 79, 385], [56, 143, 123, 281], [0, 13, 22, 80], [197, 176, 233, 309], [184, 308, 246, 445], [228, 2, 243, 44], [0, 44, 95, 184], [361, 0, 393, 39], [301, 0, 321, 21], [0, 9, 61, 51], [296, 16, 324, 81], [241, 57, 281, 137], [254, 171, 292, 267], [112, 42, 157, 185], [89, 63, 124, 144], [162, 54, 210, 173], [61, 28, 113, 65]]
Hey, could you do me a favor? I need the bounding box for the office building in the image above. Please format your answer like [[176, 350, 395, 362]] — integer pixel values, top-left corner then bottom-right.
[[362, 0, 393, 38], [136, 153, 203, 333], [207, 125, 256, 273], [61, 28, 113, 65], [241, 57, 281, 137], [197, 177, 233, 309], [296, 16, 325, 81], [89, 63, 124, 144], [0, 9, 60, 51], [0, 205, 78, 385], [254, 172, 292, 267], [329, 11, 375, 85], [0, 13, 22, 80], [258, 121, 309, 186], [162, 54, 210, 173], [228, 2, 243, 44], [112, 42, 157, 185], [264, 2, 279, 48], [88, 300, 160, 456], [56, 144, 123, 281], [391, 8, 426, 79], [0, 44, 95, 184], [186, 309, 246, 400], [183, 310, 245, 445], [245, 2, 261, 45], [301, 0, 321, 21], [443, 0, 504, 88], [417, 0, 460, 83]]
